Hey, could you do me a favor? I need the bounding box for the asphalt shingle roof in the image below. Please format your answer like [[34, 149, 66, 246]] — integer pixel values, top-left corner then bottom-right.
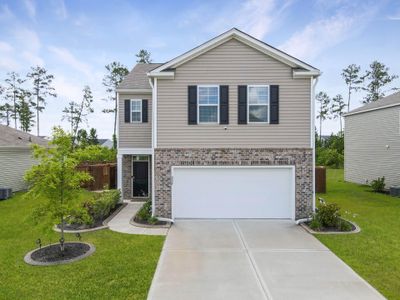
[[0, 125, 49, 147], [346, 91, 400, 116], [118, 63, 163, 90]]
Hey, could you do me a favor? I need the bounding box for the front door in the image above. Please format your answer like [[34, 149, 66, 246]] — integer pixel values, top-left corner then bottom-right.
[[132, 161, 149, 197]]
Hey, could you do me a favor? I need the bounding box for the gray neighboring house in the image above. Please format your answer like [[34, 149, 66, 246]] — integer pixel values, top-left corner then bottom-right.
[[98, 139, 113, 149], [344, 91, 400, 188], [0, 125, 48, 192], [116, 28, 320, 220]]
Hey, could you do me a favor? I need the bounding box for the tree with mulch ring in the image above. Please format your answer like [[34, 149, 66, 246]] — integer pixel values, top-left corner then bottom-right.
[[24, 127, 94, 264], [134, 200, 168, 226], [305, 200, 356, 233]]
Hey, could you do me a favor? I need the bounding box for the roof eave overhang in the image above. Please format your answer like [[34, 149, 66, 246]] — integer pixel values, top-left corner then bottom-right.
[[293, 70, 321, 78], [116, 88, 152, 94], [146, 71, 175, 79], [148, 28, 319, 77], [344, 102, 400, 117]]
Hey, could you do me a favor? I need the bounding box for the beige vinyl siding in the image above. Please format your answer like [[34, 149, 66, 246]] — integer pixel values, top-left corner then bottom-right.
[[344, 106, 400, 187], [157, 38, 311, 148], [0, 148, 37, 192], [118, 93, 152, 148]]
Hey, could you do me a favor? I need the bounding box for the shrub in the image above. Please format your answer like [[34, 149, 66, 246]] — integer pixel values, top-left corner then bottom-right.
[[309, 217, 322, 231], [84, 190, 120, 221], [338, 219, 352, 232], [371, 177, 385, 193], [316, 148, 344, 168], [316, 202, 341, 227], [135, 200, 152, 222]]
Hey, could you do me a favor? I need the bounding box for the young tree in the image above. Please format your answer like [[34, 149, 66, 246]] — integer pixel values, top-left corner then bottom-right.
[[76, 129, 89, 148], [362, 61, 398, 103], [330, 94, 346, 134], [26, 66, 57, 136], [3, 72, 26, 128], [341, 64, 363, 112], [88, 128, 99, 145], [102, 62, 129, 148], [0, 104, 12, 126], [62, 86, 94, 145], [24, 127, 92, 252], [316, 91, 331, 142], [17, 90, 35, 132], [136, 49, 152, 63]]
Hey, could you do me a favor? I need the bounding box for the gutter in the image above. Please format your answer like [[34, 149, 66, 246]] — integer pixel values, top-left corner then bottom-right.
[[344, 102, 400, 117]]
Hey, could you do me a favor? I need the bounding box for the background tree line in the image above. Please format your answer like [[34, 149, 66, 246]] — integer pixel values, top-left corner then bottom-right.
[[316, 60, 398, 168]]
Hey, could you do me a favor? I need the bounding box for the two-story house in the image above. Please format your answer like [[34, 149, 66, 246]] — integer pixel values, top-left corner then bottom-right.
[[116, 28, 320, 220]]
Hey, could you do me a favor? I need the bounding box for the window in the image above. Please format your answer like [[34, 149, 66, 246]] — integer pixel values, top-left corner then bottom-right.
[[198, 86, 219, 123], [131, 99, 142, 122], [248, 85, 269, 123]]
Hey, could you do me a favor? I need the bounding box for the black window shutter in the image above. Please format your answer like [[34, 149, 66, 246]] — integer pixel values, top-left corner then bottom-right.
[[219, 85, 229, 124], [238, 85, 247, 124], [142, 99, 148, 123], [188, 85, 197, 125], [270, 85, 279, 124], [124, 99, 131, 123]]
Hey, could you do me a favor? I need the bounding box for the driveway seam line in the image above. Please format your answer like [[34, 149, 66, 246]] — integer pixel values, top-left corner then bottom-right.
[[232, 220, 272, 300]]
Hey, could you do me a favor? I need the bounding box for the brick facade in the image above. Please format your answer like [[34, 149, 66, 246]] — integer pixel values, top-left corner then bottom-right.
[[154, 148, 313, 219]]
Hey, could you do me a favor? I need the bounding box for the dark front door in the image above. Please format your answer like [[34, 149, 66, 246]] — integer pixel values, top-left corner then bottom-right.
[[132, 161, 149, 197]]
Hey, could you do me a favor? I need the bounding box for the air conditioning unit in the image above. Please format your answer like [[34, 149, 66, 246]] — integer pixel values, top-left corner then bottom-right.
[[390, 186, 400, 197], [0, 188, 12, 200]]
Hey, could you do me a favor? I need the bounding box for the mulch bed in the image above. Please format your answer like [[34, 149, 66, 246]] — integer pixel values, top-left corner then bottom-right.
[[30, 242, 91, 263], [57, 203, 123, 230], [133, 217, 168, 226], [305, 220, 356, 232]]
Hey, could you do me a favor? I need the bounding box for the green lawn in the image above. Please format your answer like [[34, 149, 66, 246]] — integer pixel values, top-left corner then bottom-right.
[[316, 169, 400, 299], [0, 192, 165, 300]]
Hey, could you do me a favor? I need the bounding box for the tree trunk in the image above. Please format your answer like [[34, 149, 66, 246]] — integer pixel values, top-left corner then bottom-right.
[[13, 91, 17, 129], [60, 216, 65, 252], [36, 92, 40, 136], [347, 86, 351, 112], [319, 118, 322, 142]]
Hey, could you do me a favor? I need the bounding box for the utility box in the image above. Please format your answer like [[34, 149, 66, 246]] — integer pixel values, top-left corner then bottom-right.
[[390, 186, 400, 197], [0, 188, 12, 200], [315, 166, 326, 193]]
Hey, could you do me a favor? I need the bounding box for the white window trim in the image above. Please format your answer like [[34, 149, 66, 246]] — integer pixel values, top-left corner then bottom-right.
[[247, 85, 270, 124], [197, 85, 220, 124], [130, 99, 142, 123]]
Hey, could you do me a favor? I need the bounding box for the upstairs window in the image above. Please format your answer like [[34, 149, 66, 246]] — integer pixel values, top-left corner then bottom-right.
[[198, 86, 219, 123], [248, 85, 269, 123], [131, 99, 142, 123]]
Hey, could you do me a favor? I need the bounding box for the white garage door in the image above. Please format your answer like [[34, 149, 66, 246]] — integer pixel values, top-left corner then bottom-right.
[[171, 166, 295, 219]]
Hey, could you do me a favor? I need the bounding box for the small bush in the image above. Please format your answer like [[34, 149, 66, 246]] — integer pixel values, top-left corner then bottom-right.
[[317, 203, 341, 227], [338, 219, 352, 232], [309, 217, 321, 231], [84, 190, 120, 221], [371, 177, 385, 193], [135, 200, 152, 222], [316, 148, 344, 168]]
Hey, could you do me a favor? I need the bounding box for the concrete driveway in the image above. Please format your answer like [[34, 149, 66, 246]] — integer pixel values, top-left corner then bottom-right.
[[147, 219, 384, 300]]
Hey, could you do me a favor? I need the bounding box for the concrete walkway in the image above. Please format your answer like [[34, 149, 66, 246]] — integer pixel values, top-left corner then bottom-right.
[[148, 219, 384, 300], [107, 202, 169, 236]]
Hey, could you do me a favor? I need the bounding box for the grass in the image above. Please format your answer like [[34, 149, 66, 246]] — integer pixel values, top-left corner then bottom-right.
[[0, 192, 165, 300], [316, 169, 400, 299]]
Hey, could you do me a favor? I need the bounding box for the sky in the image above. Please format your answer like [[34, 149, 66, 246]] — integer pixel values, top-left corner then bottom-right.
[[0, 0, 399, 138]]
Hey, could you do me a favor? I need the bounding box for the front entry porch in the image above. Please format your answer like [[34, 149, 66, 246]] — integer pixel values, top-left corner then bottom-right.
[[117, 150, 152, 201]]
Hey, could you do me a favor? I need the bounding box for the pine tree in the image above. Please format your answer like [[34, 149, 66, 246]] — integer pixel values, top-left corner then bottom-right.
[[136, 49, 152, 63], [17, 90, 35, 132], [341, 64, 363, 112], [330, 94, 346, 134], [362, 61, 398, 103], [316, 91, 331, 142], [102, 62, 129, 148], [88, 128, 99, 145], [26, 66, 57, 136]]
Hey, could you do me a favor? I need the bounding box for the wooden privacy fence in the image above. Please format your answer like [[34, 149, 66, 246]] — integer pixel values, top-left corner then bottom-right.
[[77, 163, 117, 191], [315, 166, 326, 193]]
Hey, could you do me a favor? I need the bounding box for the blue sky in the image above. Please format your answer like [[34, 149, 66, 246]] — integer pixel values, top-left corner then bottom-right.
[[0, 0, 399, 138]]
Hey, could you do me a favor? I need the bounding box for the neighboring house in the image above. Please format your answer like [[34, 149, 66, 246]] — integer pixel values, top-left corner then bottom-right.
[[98, 139, 113, 149], [116, 28, 320, 220], [344, 91, 400, 188], [0, 125, 48, 192]]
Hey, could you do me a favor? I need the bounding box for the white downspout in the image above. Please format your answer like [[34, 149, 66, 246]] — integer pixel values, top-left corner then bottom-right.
[[149, 77, 157, 217], [311, 76, 319, 213]]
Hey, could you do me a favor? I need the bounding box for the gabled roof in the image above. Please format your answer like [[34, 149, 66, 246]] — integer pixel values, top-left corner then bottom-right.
[[148, 28, 320, 77], [345, 91, 400, 117], [0, 125, 49, 148], [118, 63, 163, 90]]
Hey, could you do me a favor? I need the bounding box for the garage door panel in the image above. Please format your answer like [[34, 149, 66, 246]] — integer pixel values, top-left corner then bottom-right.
[[172, 167, 294, 219]]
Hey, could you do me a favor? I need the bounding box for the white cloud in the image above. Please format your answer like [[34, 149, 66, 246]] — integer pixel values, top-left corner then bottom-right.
[[23, 0, 36, 20], [0, 41, 13, 52], [279, 5, 378, 60], [48, 46, 92, 78], [22, 50, 44, 66], [13, 27, 41, 52]]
